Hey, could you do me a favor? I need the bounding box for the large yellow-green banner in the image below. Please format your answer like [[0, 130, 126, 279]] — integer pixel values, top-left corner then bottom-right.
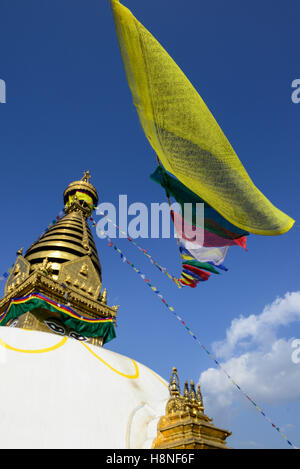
[[111, 0, 294, 236]]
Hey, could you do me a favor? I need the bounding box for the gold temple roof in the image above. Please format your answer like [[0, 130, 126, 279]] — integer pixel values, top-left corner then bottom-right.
[[25, 211, 101, 282], [152, 368, 232, 449]]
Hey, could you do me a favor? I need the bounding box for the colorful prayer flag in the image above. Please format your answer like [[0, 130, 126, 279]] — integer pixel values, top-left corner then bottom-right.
[[151, 166, 248, 240], [111, 0, 294, 236], [172, 211, 247, 249]]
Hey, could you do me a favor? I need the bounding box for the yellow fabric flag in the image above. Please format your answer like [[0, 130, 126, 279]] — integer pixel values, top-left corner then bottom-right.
[[65, 191, 94, 209], [111, 0, 294, 236]]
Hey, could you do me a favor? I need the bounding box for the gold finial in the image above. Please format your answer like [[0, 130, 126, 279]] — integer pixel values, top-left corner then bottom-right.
[[183, 381, 189, 398], [102, 288, 107, 304], [63, 171, 98, 219], [166, 367, 183, 415], [17, 247, 24, 256], [189, 379, 196, 402], [196, 384, 203, 404], [169, 367, 180, 396], [81, 170, 91, 183], [183, 381, 190, 409]]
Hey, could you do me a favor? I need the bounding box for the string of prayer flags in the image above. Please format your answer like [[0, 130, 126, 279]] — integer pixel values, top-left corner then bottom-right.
[[100, 219, 296, 449], [90, 213, 182, 288], [151, 165, 237, 288]]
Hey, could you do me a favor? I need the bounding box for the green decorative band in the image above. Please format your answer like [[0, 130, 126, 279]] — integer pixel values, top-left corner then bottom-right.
[[0, 293, 116, 344]]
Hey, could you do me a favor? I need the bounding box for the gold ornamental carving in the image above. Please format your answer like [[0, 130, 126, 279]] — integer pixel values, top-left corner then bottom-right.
[[5, 256, 31, 296], [58, 255, 102, 300]]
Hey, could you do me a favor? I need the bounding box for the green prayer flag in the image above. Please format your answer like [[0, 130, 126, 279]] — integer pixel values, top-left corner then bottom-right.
[[151, 166, 249, 239]]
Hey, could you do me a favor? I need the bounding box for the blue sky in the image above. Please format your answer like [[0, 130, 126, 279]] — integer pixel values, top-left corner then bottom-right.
[[0, 0, 299, 449]]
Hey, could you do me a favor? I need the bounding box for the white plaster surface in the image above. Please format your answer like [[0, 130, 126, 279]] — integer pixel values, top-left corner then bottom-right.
[[0, 327, 169, 449]]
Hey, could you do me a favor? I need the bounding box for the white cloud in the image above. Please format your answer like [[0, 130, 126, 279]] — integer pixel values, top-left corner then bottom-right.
[[213, 291, 300, 359], [198, 291, 300, 430]]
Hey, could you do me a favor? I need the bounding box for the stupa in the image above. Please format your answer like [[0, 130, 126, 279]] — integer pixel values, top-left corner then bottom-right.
[[0, 172, 231, 449]]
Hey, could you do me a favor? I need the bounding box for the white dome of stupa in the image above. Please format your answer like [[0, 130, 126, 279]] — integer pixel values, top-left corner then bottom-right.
[[0, 327, 169, 449]]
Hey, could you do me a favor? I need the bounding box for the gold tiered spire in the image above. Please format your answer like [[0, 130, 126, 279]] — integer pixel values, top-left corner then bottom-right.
[[25, 210, 101, 282], [152, 368, 231, 449], [0, 172, 118, 347], [25, 171, 101, 282]]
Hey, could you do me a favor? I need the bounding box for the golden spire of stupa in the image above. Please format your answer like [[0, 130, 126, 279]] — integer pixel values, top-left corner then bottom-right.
[[0, 171, 118, 347], [25, 170, 100, 282]]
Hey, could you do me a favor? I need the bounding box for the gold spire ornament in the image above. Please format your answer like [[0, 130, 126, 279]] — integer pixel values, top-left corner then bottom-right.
[[152, 368, 232, 449], [64, 170, 98, 218], [81, 170, 91, 183], [0, 172, 117, 347], [101, 288, 107, 304], [25, 171, 100, 281]]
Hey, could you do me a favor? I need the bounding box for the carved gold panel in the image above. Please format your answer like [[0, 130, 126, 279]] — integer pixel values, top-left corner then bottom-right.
[[58, 255, 102, 300], [5, 256, 31, 296]]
